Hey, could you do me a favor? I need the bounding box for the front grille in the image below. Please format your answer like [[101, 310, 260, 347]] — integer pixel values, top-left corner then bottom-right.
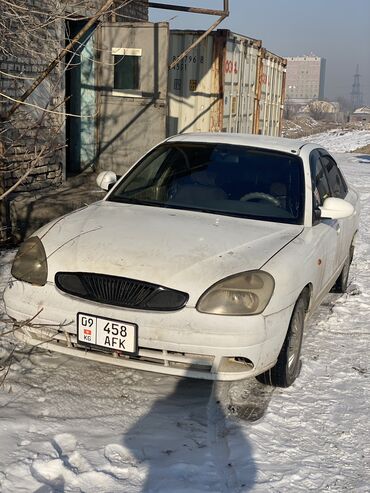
[[55, 272, 189, 311]]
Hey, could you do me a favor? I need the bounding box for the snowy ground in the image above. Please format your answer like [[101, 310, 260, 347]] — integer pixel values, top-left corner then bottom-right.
[[301, 128, 370, 153], [1, 130, 370, 492]]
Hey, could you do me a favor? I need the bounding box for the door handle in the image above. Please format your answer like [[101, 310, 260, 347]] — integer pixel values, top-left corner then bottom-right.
[[335, 223, 341, 234]]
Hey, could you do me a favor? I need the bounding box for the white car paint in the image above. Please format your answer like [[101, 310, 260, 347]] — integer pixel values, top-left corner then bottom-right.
[[24, 202, 303, 305], [4, 133, 360, 382]]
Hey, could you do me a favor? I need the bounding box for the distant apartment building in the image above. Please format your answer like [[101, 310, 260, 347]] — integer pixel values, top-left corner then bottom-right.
[[285, 56, 326, 103]]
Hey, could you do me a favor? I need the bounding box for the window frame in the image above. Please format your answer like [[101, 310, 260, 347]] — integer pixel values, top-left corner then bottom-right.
[[309, 149, 331, 220], [107, 142, 306, 225], [318, 150, 348, 199], [111, 47, 142, 98]]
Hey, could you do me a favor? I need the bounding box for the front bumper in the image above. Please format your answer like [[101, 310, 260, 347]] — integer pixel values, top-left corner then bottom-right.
[[4, 279, 294, 381]]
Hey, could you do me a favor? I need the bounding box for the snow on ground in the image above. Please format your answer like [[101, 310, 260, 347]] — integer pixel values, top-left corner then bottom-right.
[[301, 128, 370, 153], [1, 130, 370, 492]]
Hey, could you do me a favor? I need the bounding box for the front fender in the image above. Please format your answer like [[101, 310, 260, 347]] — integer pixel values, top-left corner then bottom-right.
[[261, 233, 318, 316]]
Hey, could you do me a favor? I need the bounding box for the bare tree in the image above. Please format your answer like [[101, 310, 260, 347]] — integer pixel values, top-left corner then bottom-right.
[[0, 0, 140, 243]]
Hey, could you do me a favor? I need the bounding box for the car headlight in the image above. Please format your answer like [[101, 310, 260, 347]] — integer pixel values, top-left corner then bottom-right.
[[196, 270, 274, 316], [11, 236, 48, 286]]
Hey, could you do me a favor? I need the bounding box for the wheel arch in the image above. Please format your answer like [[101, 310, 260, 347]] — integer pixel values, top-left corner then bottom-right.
[[350, 230, 358, 262], [300, 283, 312, 314]]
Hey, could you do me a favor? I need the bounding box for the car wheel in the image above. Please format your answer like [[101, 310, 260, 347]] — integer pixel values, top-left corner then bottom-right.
[[256, 295, 306, 388], [331, 245, 354, 294]]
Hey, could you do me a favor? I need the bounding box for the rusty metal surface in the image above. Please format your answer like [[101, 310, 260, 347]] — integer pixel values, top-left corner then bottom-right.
[[210, 32, 225, 132], [222, 33, 261, 134], [168, 13, 227, 70], [279, 67, 287, 136], [167, 29, 285, 138], [258, 50, 287, 137]]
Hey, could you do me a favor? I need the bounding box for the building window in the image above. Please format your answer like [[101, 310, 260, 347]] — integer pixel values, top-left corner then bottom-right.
[[114, 55, 140, 90], [112, 48, 142, 96]]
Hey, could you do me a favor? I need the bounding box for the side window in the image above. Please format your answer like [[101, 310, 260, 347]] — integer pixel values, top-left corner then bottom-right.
[[309, 150, 330, 209], [319, 154, 348, 199]]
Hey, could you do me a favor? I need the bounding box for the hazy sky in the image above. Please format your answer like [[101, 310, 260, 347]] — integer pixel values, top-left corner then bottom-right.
[[150, 0, 370, 105]]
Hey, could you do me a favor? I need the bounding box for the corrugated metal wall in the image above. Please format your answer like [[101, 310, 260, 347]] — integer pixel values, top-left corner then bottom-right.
[[256, 50, 286, 137], [222, 33, 261, 134], [168, 29, 286, 137], [167, 31, 219, 135]]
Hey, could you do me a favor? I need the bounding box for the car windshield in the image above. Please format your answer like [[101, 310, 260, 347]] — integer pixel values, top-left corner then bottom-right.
[[108, 142, 305, 224]]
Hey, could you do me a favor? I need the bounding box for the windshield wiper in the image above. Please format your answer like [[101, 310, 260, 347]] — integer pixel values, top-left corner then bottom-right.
[[109, 196, 159, 206]]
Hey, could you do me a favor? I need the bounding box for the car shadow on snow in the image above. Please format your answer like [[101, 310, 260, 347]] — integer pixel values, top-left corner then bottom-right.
[[123, 376, 274, 492]]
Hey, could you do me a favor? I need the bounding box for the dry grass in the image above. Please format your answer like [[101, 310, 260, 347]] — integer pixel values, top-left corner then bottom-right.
[[353, 144, 370, 154]]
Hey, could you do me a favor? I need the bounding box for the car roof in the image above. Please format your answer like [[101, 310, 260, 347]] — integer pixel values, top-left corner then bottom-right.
[[166, 132, 309, 155]]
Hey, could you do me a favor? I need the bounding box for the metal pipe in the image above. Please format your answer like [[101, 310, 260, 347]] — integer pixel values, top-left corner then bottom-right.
[[151, 1, 229, 70], [148, 1, 229, 17], [169, 16, 227, 70]]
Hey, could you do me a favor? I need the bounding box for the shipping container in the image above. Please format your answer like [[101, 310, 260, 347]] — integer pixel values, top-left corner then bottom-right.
[[257, 49, 287, 136], [168, 30, 286, 137]]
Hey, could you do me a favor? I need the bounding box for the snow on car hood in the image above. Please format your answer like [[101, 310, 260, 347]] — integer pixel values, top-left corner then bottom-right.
[[37, 201, 303, 304]]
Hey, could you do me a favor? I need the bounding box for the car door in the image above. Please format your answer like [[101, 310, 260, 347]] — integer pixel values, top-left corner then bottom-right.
[[309, 150, 341, 295], [318, 151, 354, 267]]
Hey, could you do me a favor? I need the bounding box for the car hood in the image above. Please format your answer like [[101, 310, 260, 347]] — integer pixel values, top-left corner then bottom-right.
[[37, 201, 303, 305]]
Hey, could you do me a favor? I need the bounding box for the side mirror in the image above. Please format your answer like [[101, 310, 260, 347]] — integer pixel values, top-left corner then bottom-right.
[[319, 197, 354, 220], [96, 171, 117, 191]]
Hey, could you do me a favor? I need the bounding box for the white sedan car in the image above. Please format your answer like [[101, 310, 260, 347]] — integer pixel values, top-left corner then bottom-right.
[[4, 133, 359, 387]]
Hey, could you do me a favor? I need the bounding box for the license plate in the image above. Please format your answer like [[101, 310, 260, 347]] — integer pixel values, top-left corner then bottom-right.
[[77, 312, 138, 355]]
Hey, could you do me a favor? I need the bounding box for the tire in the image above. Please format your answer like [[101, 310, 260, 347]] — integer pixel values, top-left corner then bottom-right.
[[256, 295, 306, 388], [331, 243, 354, 294]]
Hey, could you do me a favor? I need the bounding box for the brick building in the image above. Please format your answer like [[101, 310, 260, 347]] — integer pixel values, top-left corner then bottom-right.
[[0, 0, 149, 239]]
